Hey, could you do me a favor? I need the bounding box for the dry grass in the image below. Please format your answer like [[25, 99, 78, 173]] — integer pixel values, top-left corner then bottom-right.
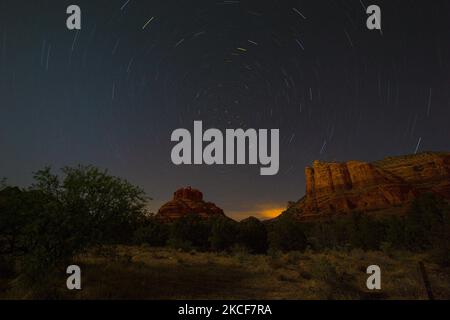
[[2, 246, 450, 300]]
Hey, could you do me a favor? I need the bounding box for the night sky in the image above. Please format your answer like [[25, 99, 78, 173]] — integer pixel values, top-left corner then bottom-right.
[[1, 0, 449, 220]]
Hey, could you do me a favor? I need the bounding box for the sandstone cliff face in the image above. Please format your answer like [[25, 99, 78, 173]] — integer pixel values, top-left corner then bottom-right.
[[156, 187, 225, 222], [295, 152, 450, 219], [373, 152, 450, 198]]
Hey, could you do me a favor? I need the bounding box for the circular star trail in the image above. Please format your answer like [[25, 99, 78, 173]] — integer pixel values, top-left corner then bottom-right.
[[0, 0, 449, 219]]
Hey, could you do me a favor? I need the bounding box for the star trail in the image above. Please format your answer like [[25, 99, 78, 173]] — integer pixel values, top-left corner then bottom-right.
[[0, 0, 449, 219]]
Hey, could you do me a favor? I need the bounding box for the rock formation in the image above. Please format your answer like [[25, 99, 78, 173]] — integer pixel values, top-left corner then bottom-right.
[[291, 152, 450, 220], [156, 186, 225, 222]]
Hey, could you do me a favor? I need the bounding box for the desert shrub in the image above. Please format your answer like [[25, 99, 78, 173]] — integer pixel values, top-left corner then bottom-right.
[[208, 216, 238, 251], [404, 193, 450, 250], [429, 242, 450, 267], [303, 194, 450, 253], [284, 251, 303, 265], [311, 257, 340, 283], [267, 247, 282, 259], [347, 213, 386, 250], [306, 220, 340, 250], [166, 238, 193, 252], [276, 272, 298, 282], [0, 187, 34, 255], [435, 217, 450, 267], [306, 213, 391, 251], [231, 245, 250, 264], [134, 219, 169, 246], [301, 194, 449, 253], [169, 214, 211, 250], [268, 215, 307, 252], [311, 256, 360, 299], [300, 216, 357, 251], [384, 216, 407, 249], [380, 241, 395, 257], [237, 217, 268, 254], [0, 255, 15, 278], [263, 248, 283, 270]]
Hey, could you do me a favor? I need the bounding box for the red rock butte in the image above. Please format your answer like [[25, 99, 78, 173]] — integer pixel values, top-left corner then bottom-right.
[[291, 151, 450, 220], [156, 186, 225, 222]]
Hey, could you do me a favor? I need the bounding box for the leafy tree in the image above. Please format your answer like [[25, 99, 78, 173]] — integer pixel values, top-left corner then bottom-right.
[[208, 216, 238, 251], [384, 216, 407, 249], [404, 193, 450, 250], [134, 217, 169, 246], [56, 165, 147, 244], [237, 217, 268, 253], [170, 214, 211, 249], [0, 187, 30, 254], [306, 219, 340, 250], [1, 165, 149, 286], [268, 215, 307, 252], [346, 213, 385, 250]]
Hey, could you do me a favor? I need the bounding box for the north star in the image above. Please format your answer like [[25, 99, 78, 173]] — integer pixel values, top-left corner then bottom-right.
[[178, 304, 213, 318]]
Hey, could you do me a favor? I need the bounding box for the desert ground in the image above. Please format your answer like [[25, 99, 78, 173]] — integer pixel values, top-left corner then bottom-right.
[[2, 246, 449, 300]]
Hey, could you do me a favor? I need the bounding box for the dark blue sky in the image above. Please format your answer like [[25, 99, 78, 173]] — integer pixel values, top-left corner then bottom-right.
[[1, 0, 449, 219]]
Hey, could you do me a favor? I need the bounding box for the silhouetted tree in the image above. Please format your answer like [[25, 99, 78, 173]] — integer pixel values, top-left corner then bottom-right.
[[209, 216, 238, 251], [170, 214, 211, 249], [134, 217, 169, 246], [0, 165, 149, 286], [268, 215, 307, 252], [237, 217, 268, 253], [346, 213, 385, 250], [384, 216, 407, 249], [0, 187, 30, 254], [404, 193, 450, 250]]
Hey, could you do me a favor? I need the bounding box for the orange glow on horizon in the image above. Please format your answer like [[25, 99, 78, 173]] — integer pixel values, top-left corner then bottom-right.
[[260, 207, 285, 219], [228, 204, 286, 221]]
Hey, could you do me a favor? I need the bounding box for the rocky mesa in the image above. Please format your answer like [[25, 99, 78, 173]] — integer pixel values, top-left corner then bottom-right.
[[156, 186, 225, 222], [290, 152, 450, 220]]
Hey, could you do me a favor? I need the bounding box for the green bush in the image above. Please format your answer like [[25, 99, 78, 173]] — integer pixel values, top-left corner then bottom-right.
[[0, 165, 149, 285], [311, 257, 340, 283], [0, 187, 35, 255], [134, 219, 169, 246], [237, 217, 268, 254], [0, 255, 15, 278], [347, 213, 385, 250], [167, 238, 193, 252], [231, 245, 251, 264], [384, 216, 407, 249], [404, 193, 450, 250], [430, 244, 450, 267], [311, 256, 360, 299], [268, 215, 307, 252], [208, 216, 238, 251], [169, 214, 211, 250], [285, 251, 303, 265]]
